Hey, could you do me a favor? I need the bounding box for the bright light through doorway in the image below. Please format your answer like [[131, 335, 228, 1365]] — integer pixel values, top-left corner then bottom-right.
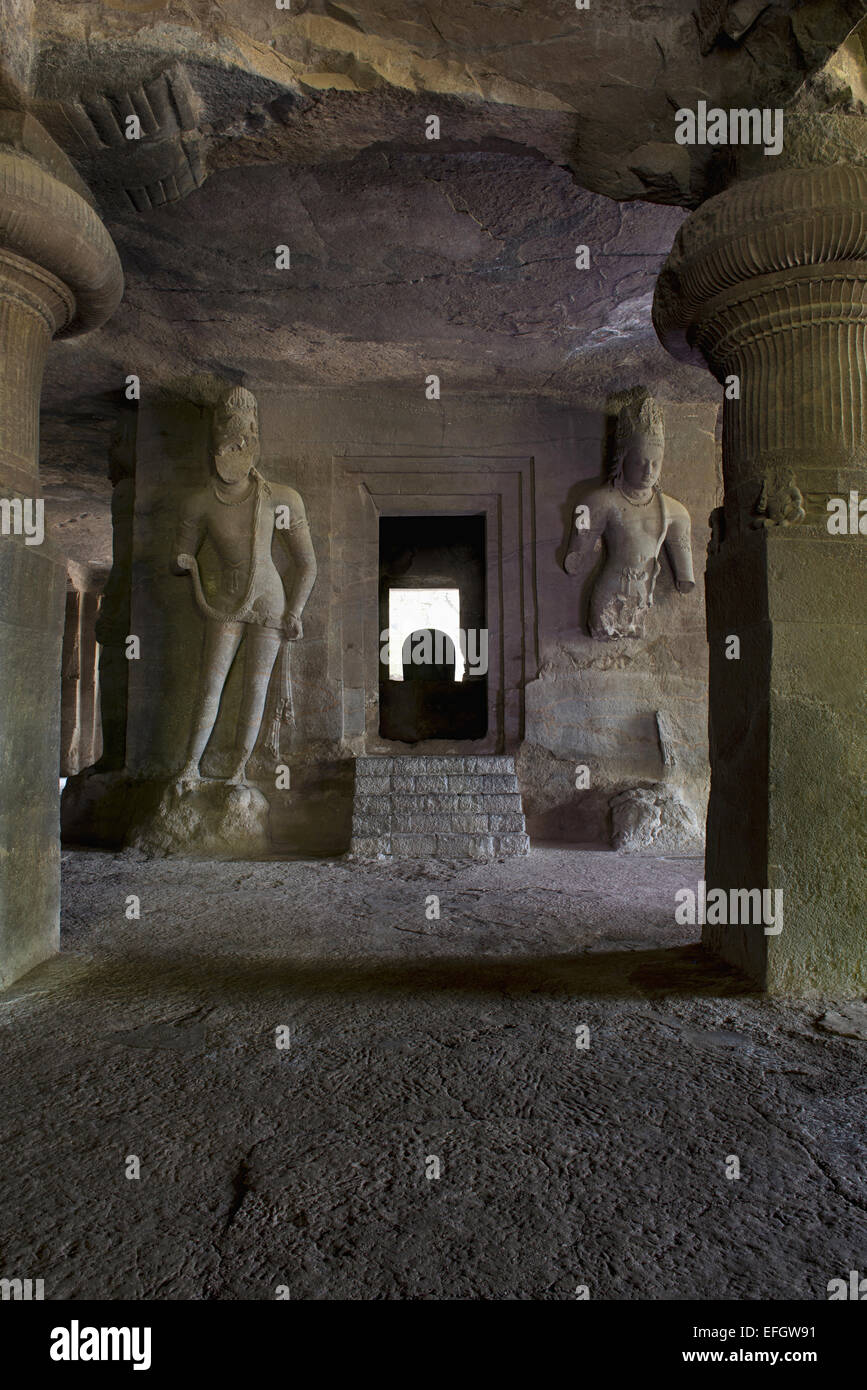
[[388, 588, 464, 682]]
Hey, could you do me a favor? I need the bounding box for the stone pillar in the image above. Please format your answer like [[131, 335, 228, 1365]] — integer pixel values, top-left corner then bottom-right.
[[654, 159, 867, 995], [60, 577, 104, 777], [60, 584, 82, 776], [0, 113, 122, 987], [78, 588, 101, 769]]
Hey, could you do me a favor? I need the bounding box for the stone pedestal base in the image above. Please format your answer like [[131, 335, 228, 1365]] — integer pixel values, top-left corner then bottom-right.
[[521, 651, 710, 850], [349, 755, 530, 859], [62, 772, 273, 858], [131, 781, 272, 858]]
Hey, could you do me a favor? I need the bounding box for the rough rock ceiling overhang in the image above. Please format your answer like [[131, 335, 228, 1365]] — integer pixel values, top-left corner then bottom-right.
[[13, 0, 866, 210], [1, 1, 864, 564]]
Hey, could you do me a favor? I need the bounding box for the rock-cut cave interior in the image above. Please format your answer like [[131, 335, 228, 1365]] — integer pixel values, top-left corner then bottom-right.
[[0, 0, 866, 1309]]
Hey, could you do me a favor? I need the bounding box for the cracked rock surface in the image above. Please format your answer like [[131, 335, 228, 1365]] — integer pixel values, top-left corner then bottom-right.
[[12, 2, 867, 567], [0, 846, 865, 1300], [24, 1, 866, 207], [39, 146, 708, 569]]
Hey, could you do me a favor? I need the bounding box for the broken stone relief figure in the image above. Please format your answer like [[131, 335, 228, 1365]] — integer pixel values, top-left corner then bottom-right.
[[564, 389, 695, 639], [173, 384, 318, 791]]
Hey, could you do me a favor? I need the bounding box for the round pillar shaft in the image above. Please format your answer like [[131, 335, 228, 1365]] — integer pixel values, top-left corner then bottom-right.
[[0, 116, 123, 989]]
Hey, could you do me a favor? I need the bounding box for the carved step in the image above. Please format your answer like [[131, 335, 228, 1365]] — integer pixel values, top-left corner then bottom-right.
[[355, 755, 516, 776], [350, 756, 529, 860]]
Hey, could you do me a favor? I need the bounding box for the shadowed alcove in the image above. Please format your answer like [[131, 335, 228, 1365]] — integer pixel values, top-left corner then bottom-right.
[[378, 513, 487, 742]]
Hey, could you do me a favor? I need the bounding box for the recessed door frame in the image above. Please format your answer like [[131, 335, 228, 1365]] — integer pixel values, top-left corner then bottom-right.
[[336, 456, 536, 753]]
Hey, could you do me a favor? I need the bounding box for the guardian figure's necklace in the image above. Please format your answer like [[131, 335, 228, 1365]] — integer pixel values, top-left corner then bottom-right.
[[213, 475, 255, 506], [618, 484, 657, 508]]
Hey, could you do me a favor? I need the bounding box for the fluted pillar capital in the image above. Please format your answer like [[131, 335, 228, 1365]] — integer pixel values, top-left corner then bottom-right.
[[654, 164, 867, 379], [654, 162, 867, 532], [0, 112, 123, 338], [0, 113, 123, 490]]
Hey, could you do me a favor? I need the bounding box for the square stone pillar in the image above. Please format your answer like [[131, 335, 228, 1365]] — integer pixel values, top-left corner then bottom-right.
[[60, 585, 82, 775], [703, 523, 866, 992], [0, 114, 122, 987], [654, 160, 867, 995], [60, 582, 104, 776]]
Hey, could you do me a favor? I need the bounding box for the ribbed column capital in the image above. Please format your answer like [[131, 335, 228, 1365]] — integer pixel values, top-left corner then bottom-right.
[[653, 164, 867, 375], [654, 163, 867, 505], [0, 113, 123, 488], [0, 139, 123, 337]]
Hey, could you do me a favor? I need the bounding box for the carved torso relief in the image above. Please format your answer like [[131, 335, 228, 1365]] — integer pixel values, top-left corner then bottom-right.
[[564, 390, 695, 640]]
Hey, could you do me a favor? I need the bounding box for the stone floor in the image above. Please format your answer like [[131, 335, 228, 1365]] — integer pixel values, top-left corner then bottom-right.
[[1, 845, 865, 1301]]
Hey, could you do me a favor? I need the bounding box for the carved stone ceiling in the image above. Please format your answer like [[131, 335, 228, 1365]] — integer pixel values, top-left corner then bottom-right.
[[1, 1, 863, 564]]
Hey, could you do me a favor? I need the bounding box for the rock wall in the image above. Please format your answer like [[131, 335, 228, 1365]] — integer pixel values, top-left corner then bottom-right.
[[68, 386, 719, 856]]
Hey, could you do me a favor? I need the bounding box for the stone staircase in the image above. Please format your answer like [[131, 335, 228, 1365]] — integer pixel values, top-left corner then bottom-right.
[[350, 755, 530, 859]]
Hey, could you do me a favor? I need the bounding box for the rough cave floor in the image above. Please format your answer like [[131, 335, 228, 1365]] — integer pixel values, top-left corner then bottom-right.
[[1, 846, 864, 1301]]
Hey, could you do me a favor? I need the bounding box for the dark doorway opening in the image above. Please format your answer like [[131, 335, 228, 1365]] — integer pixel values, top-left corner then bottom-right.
[[379, 514, 488, 743]]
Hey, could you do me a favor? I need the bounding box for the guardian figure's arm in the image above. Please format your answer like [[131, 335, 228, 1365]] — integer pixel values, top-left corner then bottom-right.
[[173, 496, 206, 576], [276, 489, 317, 633], [564, 493, 608, 575], [664, 503, 695, 593]]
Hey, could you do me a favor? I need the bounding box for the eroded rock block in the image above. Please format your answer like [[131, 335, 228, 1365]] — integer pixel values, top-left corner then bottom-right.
[[610, 787, 663, 852], [129, 781, 272, 859], [610, 783, 703, 854]]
